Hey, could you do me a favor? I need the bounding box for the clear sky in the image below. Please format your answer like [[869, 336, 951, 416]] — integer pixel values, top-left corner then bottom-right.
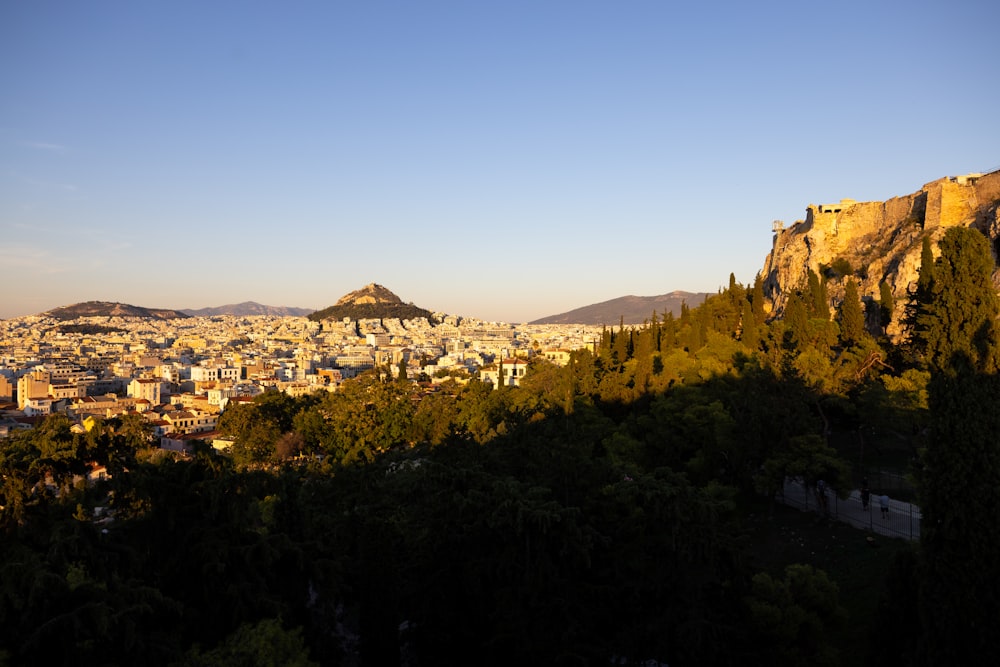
[[2, 1, 998, 323]]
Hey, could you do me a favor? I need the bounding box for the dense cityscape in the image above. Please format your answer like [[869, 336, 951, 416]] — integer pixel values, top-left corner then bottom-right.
[[0, 308, 600, 445]]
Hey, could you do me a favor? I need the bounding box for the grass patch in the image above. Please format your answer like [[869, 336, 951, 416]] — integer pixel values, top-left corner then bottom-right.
[[742, 498, 914, 666]]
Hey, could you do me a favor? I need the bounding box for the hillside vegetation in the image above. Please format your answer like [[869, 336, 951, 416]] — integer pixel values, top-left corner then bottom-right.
[[308, 283, 435, 323], [3, 229, 1000, 665]]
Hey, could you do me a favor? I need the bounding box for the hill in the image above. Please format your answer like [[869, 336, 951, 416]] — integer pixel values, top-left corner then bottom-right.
[[531, 291, 710, 325], [42, 301, 189, 321], [760, 168, 1000, 339], [182, 301, 313, 317], [308, 283, 435, 323]]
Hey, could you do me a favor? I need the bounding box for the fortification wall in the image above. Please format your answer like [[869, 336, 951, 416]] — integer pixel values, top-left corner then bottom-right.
[[974, 169, 1000, 207]]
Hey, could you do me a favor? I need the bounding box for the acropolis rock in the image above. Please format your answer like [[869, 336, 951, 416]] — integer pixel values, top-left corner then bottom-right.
[[760, 169, 1000, 340]]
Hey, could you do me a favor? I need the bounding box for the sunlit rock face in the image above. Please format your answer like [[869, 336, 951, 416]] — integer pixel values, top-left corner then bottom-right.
[[760, 170, 1000, 340]]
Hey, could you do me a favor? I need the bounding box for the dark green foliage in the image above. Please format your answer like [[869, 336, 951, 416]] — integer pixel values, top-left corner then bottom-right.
[[837, 278, 867, 347], [918, 234, 935, 293], [751, 273, 767, 325], [867, 548, 920, 666], [908, 227, 1000, 373], [307, 302, 435, 323], [743, 564, 847, 666], [878, 281, 894, 333], [900, 227, 1000, 664], [827, 258, 854, 278], [807, 270, 830, 320], [178, 618, 317, 666], [917, 370, 1000, 664], [784, 292, 810, 349], [11, 260, 976, 666], [740, 299, 761, 349]]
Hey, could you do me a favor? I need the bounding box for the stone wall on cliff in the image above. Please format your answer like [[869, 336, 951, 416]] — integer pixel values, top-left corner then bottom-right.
[[760, 169, 1000, 340]]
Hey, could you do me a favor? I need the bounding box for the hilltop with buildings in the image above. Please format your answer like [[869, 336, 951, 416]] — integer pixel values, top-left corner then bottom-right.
[[761, 169, 1000, 339]]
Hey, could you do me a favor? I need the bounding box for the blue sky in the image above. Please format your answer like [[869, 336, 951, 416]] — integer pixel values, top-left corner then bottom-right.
[[2, 1, 998, 322]]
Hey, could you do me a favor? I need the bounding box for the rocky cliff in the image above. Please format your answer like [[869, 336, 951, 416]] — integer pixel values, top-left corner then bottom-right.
[[760, 169, 1000, 339]]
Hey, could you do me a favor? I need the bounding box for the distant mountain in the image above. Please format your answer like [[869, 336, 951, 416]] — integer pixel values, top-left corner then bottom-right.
[[43, 301, 190, 321], [531, 291, 711, 326], [308, 283, 435, 322], [182, 301, 313, 317]]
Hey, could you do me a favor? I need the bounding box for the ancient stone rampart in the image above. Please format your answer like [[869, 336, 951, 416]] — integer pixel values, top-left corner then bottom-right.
[[760, 169, 1000, 340]]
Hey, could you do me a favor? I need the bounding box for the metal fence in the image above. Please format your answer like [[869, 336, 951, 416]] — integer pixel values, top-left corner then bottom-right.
[[776, 477, 921, 541]]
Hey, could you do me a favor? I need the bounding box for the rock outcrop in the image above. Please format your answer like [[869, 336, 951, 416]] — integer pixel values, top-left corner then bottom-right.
[[308, 283, 435, 323], [760, 169, 1000, 339]]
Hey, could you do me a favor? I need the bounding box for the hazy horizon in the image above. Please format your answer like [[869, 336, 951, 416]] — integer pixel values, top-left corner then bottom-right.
[[3, 1, 998, 322]]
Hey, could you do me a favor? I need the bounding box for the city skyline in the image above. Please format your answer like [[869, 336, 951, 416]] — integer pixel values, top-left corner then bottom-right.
[[3, 1, 999, 322]]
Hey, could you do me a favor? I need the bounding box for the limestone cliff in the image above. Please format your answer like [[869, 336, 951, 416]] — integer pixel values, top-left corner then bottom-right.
[[308, 283, 435, 323], [760, 169, 1000, 339]]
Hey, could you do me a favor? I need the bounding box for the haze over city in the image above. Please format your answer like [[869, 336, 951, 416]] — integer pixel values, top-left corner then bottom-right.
[[2, 0, 998, 322]]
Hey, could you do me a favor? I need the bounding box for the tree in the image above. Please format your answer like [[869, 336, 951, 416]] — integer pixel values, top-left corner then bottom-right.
[[903, 235, 936, 358], [918, 370, 1000, 663], [751, 273, 767, 325], [807, 270, 829, 320], [182, 618, 318, 666], [219, 402, 280, 465], [837, 278, 867, 347], [878, 280, 895, 333], [743, 564, 847, 666], [783, 292, 809, 350], [908, 228, 1000, 663], [909, 227, 1000, 374], [740, 299, 760, 350]]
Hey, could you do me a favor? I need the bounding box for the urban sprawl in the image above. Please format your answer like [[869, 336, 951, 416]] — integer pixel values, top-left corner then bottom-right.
[[0, 314, 601, 451]]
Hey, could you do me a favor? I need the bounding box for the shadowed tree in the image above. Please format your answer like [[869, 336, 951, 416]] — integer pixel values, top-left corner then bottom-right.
[[910, 227, 1000, 664], [878, 280, 895, 334]]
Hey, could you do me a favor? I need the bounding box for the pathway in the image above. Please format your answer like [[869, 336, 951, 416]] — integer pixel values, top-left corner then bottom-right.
[[777, 478, 921, 541]]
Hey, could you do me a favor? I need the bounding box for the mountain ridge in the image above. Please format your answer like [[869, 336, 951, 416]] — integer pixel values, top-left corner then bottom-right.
[[182, 301, 313, 317], [531, 291, 711, 325], [42, 301, 189, 321]]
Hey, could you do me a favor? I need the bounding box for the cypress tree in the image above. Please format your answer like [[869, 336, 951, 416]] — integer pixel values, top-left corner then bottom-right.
[[837, 278, 867, 347], [751, 273, 767, 324], [915, 227, 1000, 663], [905, 236, 937, 356], [913, 227, 1000, 373], [807, 270, 829, 320], [783, 292, 809, 349], [918, 234, 935, 293], [878, 281, 895, 333], [740, 299, 759, 349], [661, 312, 678, 350]]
